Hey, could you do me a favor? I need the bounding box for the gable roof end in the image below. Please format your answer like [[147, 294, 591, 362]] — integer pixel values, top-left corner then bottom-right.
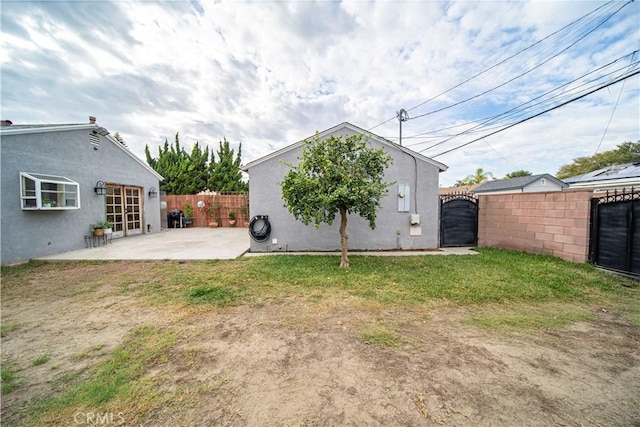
[[0, 122, 163, 181], [241, 122, 448, 172]]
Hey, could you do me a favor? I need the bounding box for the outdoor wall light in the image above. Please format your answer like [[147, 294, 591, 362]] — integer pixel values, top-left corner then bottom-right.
[[92, 127, 110, 136], [94, 181, 107, 195], [148, 187, 158, 198]]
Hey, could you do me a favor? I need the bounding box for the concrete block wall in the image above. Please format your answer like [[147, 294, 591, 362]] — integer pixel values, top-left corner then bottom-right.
[[478, 190, 592, 262]]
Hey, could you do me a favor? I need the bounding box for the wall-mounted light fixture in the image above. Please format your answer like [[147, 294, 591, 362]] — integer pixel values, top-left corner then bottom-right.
[[148, 187, 158, 198], [94, 181, 107, 195], [92, 127, 110, 136]]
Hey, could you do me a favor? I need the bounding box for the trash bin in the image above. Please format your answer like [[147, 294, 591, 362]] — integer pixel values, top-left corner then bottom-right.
[[168, 209, 183, 228]]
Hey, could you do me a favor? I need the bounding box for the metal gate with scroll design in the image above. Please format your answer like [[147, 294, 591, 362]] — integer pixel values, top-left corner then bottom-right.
[[589, 188, 639, 277], [440, 193, 478, 247]]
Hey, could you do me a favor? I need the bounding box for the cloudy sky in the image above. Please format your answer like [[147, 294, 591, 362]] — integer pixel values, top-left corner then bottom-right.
[[2, 0, 638, 185]]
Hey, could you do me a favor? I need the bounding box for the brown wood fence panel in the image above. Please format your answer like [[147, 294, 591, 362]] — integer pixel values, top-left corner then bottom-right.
[[165, 194, 249, 227]]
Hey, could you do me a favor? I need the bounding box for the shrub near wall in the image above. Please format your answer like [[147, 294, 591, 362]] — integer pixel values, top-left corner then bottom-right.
[[478, 190, 592, 263], [166, 194, 249, 227]]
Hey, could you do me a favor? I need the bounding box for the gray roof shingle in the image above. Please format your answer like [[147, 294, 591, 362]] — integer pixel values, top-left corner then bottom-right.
[[474, 174, 567, 193]]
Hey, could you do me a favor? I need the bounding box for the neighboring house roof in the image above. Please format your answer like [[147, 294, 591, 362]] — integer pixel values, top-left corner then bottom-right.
[[562, 163, 640, 189], [0, 122, 163, 181], [241, 122, 448, 172], [439, 184, 481, 195], [473, 174, 567, 193]]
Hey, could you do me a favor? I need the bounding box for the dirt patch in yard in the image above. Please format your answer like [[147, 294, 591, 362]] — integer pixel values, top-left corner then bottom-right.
[[2, 262, 639, 426]]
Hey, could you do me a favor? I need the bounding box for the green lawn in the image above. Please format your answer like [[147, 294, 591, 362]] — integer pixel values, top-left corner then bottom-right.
[[1, 248, 638, 425], [110, 247, 637, 309]]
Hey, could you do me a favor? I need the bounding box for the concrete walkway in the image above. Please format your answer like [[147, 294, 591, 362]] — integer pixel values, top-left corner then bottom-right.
[[244, 247, 478, 257], [35, 227, 478, 262], [36, 228, 250, 261]]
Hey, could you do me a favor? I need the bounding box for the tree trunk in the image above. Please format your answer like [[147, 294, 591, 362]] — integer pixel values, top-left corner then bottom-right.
[[339, 206, 349, 268]]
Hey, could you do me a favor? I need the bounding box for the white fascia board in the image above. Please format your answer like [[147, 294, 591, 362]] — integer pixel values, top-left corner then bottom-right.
[[568, 177, 640, 189], [0, 124, 95, 135]]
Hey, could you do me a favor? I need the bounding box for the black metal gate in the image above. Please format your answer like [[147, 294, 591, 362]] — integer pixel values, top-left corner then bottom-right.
[[589, 189, 639, 277], [440, 193, 478, 247]]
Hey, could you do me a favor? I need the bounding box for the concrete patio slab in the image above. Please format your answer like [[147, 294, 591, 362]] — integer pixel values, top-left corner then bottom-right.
[[35, 227, 477, 262], [36, 228, 250, 261]]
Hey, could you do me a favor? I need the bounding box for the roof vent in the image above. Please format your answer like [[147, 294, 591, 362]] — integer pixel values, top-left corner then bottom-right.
[[89, 132, 100, 146]]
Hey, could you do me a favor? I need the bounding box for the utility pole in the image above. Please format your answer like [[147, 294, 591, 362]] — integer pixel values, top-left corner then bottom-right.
[[396, 108, 409, 146]]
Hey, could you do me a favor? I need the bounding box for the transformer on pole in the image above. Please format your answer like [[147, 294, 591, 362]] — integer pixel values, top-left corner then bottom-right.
[[396, 108, 409, 146]]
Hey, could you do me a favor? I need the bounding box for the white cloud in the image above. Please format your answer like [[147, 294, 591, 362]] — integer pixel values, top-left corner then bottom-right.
[[1, 0, 638, 183]]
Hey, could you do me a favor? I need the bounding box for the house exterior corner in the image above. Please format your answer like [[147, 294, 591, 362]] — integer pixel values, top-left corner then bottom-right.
[[0, 123, 162, 265], [244, 123, 446, 253]]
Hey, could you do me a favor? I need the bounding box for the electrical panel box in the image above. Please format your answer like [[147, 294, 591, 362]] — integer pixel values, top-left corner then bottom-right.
[[410, 214, 420, 225], [398, 184, 410, 212]]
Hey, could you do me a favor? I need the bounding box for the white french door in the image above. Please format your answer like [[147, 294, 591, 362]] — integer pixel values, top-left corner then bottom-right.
[[106, 185, 143, 238]]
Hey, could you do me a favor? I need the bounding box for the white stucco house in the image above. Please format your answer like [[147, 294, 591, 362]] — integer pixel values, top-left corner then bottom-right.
[[0, 117, 163, 265], [242, 122, 448, 253]]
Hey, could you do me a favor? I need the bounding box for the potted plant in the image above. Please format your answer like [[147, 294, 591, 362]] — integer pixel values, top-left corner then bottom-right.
[[183, 203, 194, 227], [99, 219, 114, 234], [228, 211, 236, 227], [206, 202, 222, 227], [206, 205, 218, 227], [207, 202, 223, 227], [239, 205, 250, 227], [91, 223, 104, 237]]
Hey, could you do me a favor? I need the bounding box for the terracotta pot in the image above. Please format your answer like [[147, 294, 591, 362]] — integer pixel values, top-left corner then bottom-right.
[[93, 228, 104, 237], [208, 221, 219, 228]]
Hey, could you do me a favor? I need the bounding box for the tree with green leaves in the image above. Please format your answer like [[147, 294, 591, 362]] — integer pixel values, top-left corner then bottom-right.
[[556, 141, 640, 179], [113, 132, 128, 149], [146, 134, 247, 194], [208, 138, 248, 192], [281, 133, 393, 268], [504, 170, 532, 179], [145, 133, 211, 195], [455, 167, 493, 187]]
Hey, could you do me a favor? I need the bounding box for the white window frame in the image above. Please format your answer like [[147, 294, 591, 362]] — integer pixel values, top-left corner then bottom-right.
[[20, 172, 81, 210]]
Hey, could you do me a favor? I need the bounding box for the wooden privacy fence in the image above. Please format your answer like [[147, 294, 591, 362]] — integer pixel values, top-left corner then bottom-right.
[[165, 193, 249, 227]]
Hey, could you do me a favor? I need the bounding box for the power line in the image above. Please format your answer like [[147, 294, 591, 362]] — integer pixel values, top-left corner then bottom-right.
[[366, 0, 621, 132], [595, 51, 637, 154], [430, 69, 640, 158], [408, 0, 631, 122], [400, 50, 637, 143], [411, 52, 639, 152]]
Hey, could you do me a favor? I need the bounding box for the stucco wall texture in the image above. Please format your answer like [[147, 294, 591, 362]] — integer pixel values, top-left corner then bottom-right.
[[1, 127, 161, 265], [478, 190, 592, 262], [246, 127, 443, 253]]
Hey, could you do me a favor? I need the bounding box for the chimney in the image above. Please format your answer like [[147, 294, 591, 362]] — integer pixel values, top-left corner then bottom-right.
[[89, 116, 96, 124], [1, 120, 13, 127]]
